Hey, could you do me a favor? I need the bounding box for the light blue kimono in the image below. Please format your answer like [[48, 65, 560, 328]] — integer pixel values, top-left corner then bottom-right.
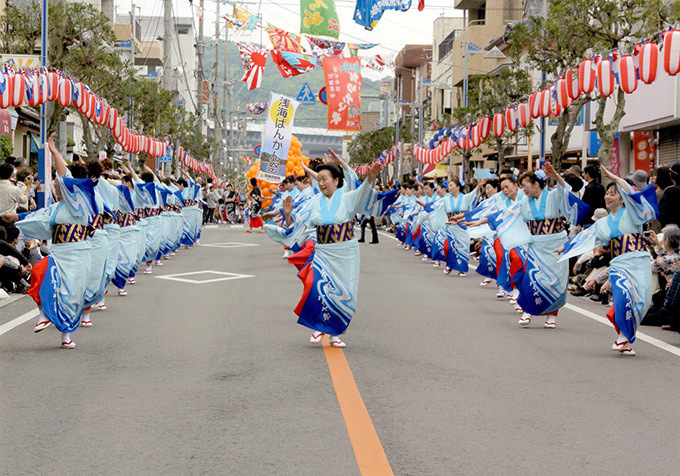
[[17, 176, 97, 332], [492, 184, 588, 316], [437, 191, 477, 273], [265, 179, 391, 335], [93, 178, 121, 299], [83, 187, 110, 307], [112, 185, 142, 290], [561, 184, 658, 342]]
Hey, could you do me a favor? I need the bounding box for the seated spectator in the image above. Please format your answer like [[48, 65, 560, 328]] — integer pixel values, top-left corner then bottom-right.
[[0, 162, 29, 216], [644, 225, 680, 326], [0, 226, 31, 293]]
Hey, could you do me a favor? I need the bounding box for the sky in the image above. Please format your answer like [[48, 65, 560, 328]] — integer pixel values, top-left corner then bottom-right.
[[115, 0, 463, 80]]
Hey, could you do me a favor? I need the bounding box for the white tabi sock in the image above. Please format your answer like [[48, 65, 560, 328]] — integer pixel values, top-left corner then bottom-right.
[[82, 311, 90, 322], [61, 332, 70, 343], [36, 309, 48, 325]]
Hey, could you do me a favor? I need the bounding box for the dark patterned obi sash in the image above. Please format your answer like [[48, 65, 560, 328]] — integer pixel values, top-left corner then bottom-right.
[[316, 222, 355, 244], [51, 223, 94, 244], [115, 211, 137, 228], [166, 205, 182, 213], [138, 208, 160, 219], [528, 217, 565, 235], [610, 233, 647, 259], [101, 211, 117, 226], [184, 200, 197, 207], [88, 213, 104, 230]]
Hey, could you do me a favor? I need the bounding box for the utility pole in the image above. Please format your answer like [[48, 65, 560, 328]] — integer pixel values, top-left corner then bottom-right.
[[214, 0, 221, 174], [224, 26, 231, 170], [162, 0, 172, 91], [129, 3, 137, 167], [196, 0, 205, 135]]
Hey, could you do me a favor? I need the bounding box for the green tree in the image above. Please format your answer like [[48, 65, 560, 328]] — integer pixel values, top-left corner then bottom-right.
[[347, 125, 413, 165], [0, 136, 13, 162]]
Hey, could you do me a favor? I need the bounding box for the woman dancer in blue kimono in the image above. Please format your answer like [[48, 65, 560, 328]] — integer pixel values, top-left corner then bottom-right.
[[438, 178, 478, 276], [112, 183, 142, 296], [559, 166, 658, 355], [12, 136, 98, 348], [490, 163, 589, 328], [265, 161, 387, 348], [415, 182, 448, 263]]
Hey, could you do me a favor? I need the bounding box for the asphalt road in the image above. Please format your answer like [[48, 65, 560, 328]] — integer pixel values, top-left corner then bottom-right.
[[1, 225, 679, 475]]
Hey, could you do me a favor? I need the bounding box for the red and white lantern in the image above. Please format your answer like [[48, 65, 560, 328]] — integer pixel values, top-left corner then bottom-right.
[[540, 89, 551, 117], [493, 112, 505, 137], [0, 73, 12, 109], [597, 58, 615, 97], [518, 103, 530, 128], [530, 91, 542, 119], [108, 107, 118, 131], [663, 29, 680, 76], [479, 116, 491, 142], [639, 42, 659, 84], [556, 78, 570, 109], [566, 68, 580, 100], [619, 55, 637, 94], [9, 73, 26, 107], [58, 77, 72, 107], [505, 106, 518, 131], [579, 59, 596, 95], [47, 71, 59, 102], [26, 74, 40, 107]]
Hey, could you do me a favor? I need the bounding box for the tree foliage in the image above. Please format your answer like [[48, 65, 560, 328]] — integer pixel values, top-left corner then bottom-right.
[[347, 125, 413, 165]]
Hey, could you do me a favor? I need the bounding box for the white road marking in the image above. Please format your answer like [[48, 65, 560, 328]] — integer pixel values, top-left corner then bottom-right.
[[200, 242, 260, 249], [564, 303, 680, 357], [0, 309, 39, 338], [155, 270, 254, 284]]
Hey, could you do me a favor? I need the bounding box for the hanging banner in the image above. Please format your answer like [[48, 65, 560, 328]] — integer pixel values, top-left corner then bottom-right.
[[238, 43, 268, 90], [353, 0, 412, 31], [323, 57, 362, 131], [633, 131, 656, 172], [267, 27, 303, 53], [258, 93, 300, 183], [300, 0, 340, 39]]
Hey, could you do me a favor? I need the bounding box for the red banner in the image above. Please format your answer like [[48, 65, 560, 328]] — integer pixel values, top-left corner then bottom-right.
[[633, 131, 656, 172], [323, 57, 362, 131]]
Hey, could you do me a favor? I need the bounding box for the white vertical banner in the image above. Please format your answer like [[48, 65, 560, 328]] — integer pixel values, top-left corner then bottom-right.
[[258, 92, 299, 184]]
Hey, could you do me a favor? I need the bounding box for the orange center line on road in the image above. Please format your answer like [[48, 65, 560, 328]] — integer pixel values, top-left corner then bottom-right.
[[322, 336, 394, 476]]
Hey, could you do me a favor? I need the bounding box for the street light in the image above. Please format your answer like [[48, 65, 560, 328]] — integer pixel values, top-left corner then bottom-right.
[[462, 43, 506, 107]]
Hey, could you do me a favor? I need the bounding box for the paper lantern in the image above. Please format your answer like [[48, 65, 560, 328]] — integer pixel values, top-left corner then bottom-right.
[[0, 73, 11, 109], [74, 82, 86, 109], [108, 107, 118, 130], [47, 71, 59, 102], [479, 116, 491, 141], [597, 59, 615, 97], [664, 29, 680, 76], [566, 68, 580, 100], [518, 103, 530, 128], [85, 93, 97, 119], [505, 106, 518, 131], [556, 78, 570, 108], [530, 92, 541, 119], [619, 55, 637, 94], [540, 89, 551, 117], [26, 73, 40, 107], [639, 42, 659, 84], [57, 77, 72, 107], [579, 59, 596, 95], [9, 73, 26, 107], [493, 113, 505, 137]]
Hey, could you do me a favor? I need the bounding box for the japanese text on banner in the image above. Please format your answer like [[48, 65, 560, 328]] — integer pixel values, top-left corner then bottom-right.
[[258, 93, 299, 183], [323, 57, 362, 131]]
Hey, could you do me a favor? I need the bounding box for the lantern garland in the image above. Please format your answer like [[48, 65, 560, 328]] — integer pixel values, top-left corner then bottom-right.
[[396, 25, 680, 169], [0, 64, 219, 180]]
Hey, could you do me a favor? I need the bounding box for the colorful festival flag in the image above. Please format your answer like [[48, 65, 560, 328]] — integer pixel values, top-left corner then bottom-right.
[[232, 5, 259, 31], [271, 50, 316, 78], [322, 57, 362, 131], [238, 43, 268, 90], [259, 93, 300, 183], [299, 0, 340, 39], [267, 27, 303, 53], [306, 36, 346, 58], [353, 0, 412, 31]]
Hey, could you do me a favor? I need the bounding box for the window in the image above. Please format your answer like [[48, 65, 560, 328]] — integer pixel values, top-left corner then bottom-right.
[[438, 31, 456, 60]]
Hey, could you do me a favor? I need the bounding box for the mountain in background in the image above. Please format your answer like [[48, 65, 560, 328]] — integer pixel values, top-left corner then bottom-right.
[[202, 41, 390, 128]]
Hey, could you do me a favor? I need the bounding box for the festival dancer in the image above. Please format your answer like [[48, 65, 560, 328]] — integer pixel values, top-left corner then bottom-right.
[[415, 181, 448, 263], [265, 160, 391, 348], [489, 163, 589, 328], [111, 181, 142, 296], [9, 135, 98, 348], [559, 166, 658, 355], [246, 177, 265, 233], [438, 177, 479, 276]]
